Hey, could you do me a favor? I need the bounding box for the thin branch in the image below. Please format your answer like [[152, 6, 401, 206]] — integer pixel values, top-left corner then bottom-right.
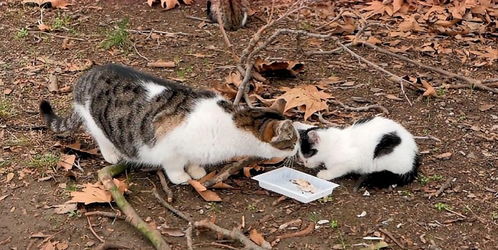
[[186, 223, 194, 250], [152, 188, 193, 223], [355, 41, 498, 94], [482, 77, 498, 84], [127, 29, 191, 37], [28, 31, 86, 41], [185, 15, 213, 23], [431, 177, 456, 198], [194, 219, 264, 250], [85, 211, 125, 220], [156, 170, 173, 203], [203, 157, 261, 187], [414, 135, 442, 142], [378, 228, 406, 249], [329, 100, 389, 115], [337, 41, 414, 106], [133, 42, 150, 62], [87, 216, 104, 243]]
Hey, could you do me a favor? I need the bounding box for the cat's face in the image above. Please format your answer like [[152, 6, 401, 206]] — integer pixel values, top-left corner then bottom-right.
[[297, 128, 323, 168], [233, 100, 299, 155]]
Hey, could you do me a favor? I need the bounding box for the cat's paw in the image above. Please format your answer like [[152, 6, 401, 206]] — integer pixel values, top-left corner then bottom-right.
[[101, 149, 121, 164], [186, 164, 207, 180], [168, 171, 192, 185], [317, 170, 335, 180]]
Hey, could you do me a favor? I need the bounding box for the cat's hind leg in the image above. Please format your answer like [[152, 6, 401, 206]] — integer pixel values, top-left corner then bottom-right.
[[186, 164, 207, 180], [162, 156, 191, 184], [95, 137, 121, 164]]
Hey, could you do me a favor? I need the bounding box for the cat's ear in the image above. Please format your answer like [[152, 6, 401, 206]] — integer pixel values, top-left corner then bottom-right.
[[269, 99, 286, 114], [307, 130, 320, 144]]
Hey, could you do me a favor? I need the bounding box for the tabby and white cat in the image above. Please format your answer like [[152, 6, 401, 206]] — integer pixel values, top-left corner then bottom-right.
[[207, 0, 249, 31], [294, 117, 420, 188], [40, 64, 299, 184]]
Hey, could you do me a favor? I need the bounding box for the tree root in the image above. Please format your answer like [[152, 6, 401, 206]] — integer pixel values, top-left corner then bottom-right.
[[97, 164, 170, 250]]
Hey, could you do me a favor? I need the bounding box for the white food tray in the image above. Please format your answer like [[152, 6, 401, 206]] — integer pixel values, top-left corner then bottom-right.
[[252, 167, 339, 203]]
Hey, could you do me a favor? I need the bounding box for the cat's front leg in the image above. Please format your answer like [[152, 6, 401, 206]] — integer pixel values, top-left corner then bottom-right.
[[317, 165, 350, 181], [186, 164, 207, 180], [162, 157, 191, 184]]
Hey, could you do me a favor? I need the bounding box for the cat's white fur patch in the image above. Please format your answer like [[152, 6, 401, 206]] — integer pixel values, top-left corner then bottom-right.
[[142, 81, 167, 100]]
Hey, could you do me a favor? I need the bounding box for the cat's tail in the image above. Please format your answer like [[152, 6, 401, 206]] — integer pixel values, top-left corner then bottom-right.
[[40, 100, 82, 133]]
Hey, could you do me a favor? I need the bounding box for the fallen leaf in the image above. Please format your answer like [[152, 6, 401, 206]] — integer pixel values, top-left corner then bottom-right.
[[250, 229, 271, 248], [398, 16, 423, 32], [48, 74, 58, 92], [198, 171, 217, 184], [360, 241, 389, 250], [435, 152, 452, 160], [69, 179, 127, 205], [385, 94, 402, 101], [56, 241, 69, 250], [147, 60, 176, 68], [187, 53, 214, 58], [254, 58, 304, 77], [5, 173, 14, 183], [38, 23, 52, 31], [277, 85, 333, 120], [197, 190, 222, 202], [65, 60, 93, 72], [211, 182, 234, 189], [40, 241, 57, 250], [160, 228, 185, 237], [276, 222, 315, 240], [53, 202, 77, 214], [478, 104, 495, 111], [189, 180, 207, 192], [3, 88, 12, 95], [57, 154, 76, 171], [366, 36, 382, 45], [420, 79, 436, 97]]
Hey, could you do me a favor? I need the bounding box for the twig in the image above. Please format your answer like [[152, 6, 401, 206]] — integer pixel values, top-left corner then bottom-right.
[[316, 9, 344, 30], [355, 41, 498, 94], [98, 164, 170, 250], [483, 77, 498, 84], [87, 216, 105, 243], [194, 219, 264, 250], [203, 157, 261, 187], [414, 135, 442, 143], [444, 208, 467, 219], [133, 42, 149, 62], [28, 31, 86, 41], [94, 242, 131, 250], [152, 188, 193, 223], [0, 236, 11, 245], [275, 222, 315, 240], [432, 177, 456, 198], [337, 41, 415, 106], [156, 170, 173, 203], [186, 223, 194, 250], [194, 242, 239, 250], [185, 15, 213, 23], [378, 228, 405, 249], [329, 99, 389, 114], [126, 29, 191, 37], [214, 4, 233, 52], [85, 211, 125, 220]]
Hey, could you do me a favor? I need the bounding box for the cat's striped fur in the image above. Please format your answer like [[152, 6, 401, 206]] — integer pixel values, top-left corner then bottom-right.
[[40, 64, 299, 184]]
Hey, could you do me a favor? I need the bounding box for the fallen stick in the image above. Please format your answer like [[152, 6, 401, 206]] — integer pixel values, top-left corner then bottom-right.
[[156, 170, 173, 203], [97, 164, 170, 250], [87, 216, 104, 243], [337, 41, 415, 106], [85, 211, 125, 220], [186, 223, 194, 250], [152, 188, 193, 223], [431, 177, 456, 198], [28, 31, 86, 41], [355, 41, 498, 94], [444, 208, 467, 219], [413, 135, 442, 143], [194, 219, 264, 250], [329, 99, 389, 114], [203, 157, 261, 187], [126, 29, 191, 37], [378, 228, 405, 249], [275, 222, 314, 241]]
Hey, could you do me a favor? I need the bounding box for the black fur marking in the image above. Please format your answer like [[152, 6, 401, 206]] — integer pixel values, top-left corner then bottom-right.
[[373, 131, 401, 159], [299, 127, 321, 158], [354, 117, 374, 125], [39, 100, 54, 122], [358, 152, 421, 189]]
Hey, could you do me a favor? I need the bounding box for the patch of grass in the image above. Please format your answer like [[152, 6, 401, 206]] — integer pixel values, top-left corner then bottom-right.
[[434, 202, 451, 211], [206, 202, 221, 213], [0, 98, 14, 118], [436, 88, 446, 96], [28, 153, 59, 169], [53, 14, 71, 30], [418, 174, 443, 185], [247, 203, 257, 212], [65, 183, 78, 192], [15, 27, 28, 39], [68, 210, 81, 218], [4, 135, 30, 147], [308, 212, 320, 223], [101, 18, 130, 50], [0, 160, 11, 168], [318, 195, 334, 203], [492, 212, 498, 220], [176, 66, 193, 78], [329, 220, 339, 229], [400, 190, 413, 196]]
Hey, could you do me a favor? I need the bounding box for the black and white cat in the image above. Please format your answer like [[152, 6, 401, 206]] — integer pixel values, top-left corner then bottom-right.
[[294, 117, 420, 188]]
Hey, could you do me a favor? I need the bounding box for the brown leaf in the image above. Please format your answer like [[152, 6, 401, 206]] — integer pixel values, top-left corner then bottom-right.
[[53, 202, 77, 214], [366, 36, 382, 45], [5, 173, 14, 183], [65, 60, 93, 72], [40, 241, 57, 250], [198, 171, 217, 184], [48, 74, 58, 92], [250, 229, 271, 248], [254, 58, 304, 77], [69, 179, 127, 205], [64, 141, 99, 155], [435, 152, 452, 160], [478, 104, 495, 111], [197, 190, 222, 202], [420, 80, 436, 97], [277, 85, 332, 120], [57, 154, 76, 171], [3, 88, 12, 95], [385, 94, 402, 101], [398, 16, 423, 32], [225, 71, 243, 87], [189, 180, 207, 192], [161, 228, 185, 237], [147, 60, 176, 68], [211, 182, 234, 189], [276, 222, 315, 240], [38, 23, 52, 31]]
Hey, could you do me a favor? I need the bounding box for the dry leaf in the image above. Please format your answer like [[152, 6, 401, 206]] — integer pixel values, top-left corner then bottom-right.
[[211, 182, 234, 189], [277, 85, 332, 120], [198, 171, 217, 184], [366, 36, 382, 45], [161, 228, 185, 237], [360, 241, 389, 250], [4, 88, 12, 95], [254, 58, 304, 77], [189, 180, 207, 192], [147, 60, 176, 68], [57, 154, 76, 171], [420, 80, 436, 97], [276, 222, 315, 240], [38, 23, 52, 31], [53, 202, 77, 214], [197, 190, 222, 202], [5, 173, 14, 183], [435, 152, 452, 160], [64, 141, 99, 155], [385, 94, 402, 101], [250, 229, 271, 248], [40, 241, 57, 250], [69, 179, 127, 205], [48, 74, 58, 92], [398, 16, 423, 32], [478, 104, 495, 111], [65, 60, 93, 72], [225, 71, 242, 87]]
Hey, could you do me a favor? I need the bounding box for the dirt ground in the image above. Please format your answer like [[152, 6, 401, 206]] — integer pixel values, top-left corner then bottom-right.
[[0, 0, 497, 249]]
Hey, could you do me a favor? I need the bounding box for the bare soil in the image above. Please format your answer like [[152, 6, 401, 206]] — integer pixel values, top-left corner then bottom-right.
[[0, 0, 497, 249]]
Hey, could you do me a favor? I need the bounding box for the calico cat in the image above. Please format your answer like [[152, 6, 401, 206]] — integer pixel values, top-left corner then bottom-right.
[[294, 117, 420, 188], [40, 64, 299, 184], [207, 0, 249, 31]]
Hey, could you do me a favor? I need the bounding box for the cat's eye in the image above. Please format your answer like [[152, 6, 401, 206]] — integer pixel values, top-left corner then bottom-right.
[[303, 149, 317, 158]]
